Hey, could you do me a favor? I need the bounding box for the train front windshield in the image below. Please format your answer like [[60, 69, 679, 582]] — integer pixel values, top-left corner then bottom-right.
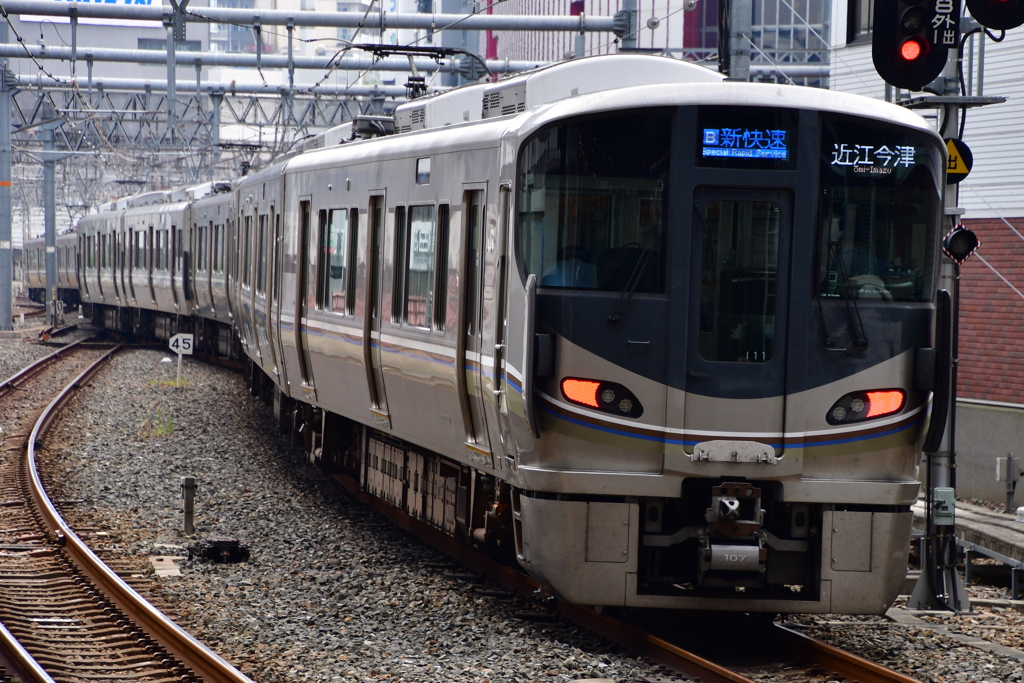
[[517, 110, 671, 294], [817, 115, 943, 302], [517, 108, 943, 306]]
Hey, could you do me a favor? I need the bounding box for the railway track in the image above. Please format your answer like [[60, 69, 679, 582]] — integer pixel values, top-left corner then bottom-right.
[[331, 472, 924, 683], [0, 340, 255, 683]]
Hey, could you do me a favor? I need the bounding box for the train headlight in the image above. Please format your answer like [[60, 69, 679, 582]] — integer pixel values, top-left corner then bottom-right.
[[560, 377, 644, 418], [826, 389, 906, 425]]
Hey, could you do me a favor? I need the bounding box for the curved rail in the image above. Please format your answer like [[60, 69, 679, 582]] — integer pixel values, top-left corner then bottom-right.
[[22, 345, 257, 683], [0, 620, 57, 683], [770, 624, 923, 683], [0, 336, 95, 397]]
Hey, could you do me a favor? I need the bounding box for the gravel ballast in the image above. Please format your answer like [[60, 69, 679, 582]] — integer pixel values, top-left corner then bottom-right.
[[39, 348, 665, 683], [26, 343, 1024, 683]]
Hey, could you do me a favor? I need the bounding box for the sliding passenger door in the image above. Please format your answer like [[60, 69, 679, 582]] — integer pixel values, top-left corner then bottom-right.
[[269, 209, 289, 386], [684, 188, 791, 455], [458, 186, 493, 461], [293, 199, 316, 397], [363, 194, 390, 426]]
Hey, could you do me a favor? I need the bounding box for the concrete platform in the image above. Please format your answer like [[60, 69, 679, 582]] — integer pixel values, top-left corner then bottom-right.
[[912, 500, 1024, 566]]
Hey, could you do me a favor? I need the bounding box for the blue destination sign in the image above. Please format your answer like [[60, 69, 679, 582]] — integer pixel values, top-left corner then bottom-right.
[[702, 128, 789, 160]]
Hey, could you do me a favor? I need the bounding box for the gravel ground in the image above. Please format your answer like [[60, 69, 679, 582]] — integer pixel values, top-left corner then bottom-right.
[[39, 348, 666, 683], [0, 339, 57, 381], [23, 342, 1024, 683], [778, 608, 1023, 683]]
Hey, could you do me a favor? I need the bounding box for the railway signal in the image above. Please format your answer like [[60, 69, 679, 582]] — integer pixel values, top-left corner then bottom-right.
[[942, 224, 981, 264], [872, 0, 961, 91], [965, 0, 1024, 29]]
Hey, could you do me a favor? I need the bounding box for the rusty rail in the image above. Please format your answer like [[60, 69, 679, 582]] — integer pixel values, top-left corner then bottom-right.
[[22, 345, 256, 683]]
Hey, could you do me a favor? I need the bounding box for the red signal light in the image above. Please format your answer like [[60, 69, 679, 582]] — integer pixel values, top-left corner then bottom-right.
[[865, 390, 906, 418], [561, 378, 600, 408], [899, 38, 925, 61]]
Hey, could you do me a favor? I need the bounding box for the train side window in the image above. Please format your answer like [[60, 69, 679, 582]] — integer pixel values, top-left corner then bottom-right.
[[315, 209, 329, 310], [197, 225, 205, 272], [433, 204, 450, 332], [391, 206, 407, 322], [405, 205, 436, 328], [214, 223, 222, 273], [257, 214, 268, 295], [346, 208, 358, 315], [176, 226, 184, 273], [321, 208, 350, 314]]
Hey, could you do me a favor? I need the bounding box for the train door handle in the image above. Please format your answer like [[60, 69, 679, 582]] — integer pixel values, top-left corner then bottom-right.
[[687, 371, 710, 379]]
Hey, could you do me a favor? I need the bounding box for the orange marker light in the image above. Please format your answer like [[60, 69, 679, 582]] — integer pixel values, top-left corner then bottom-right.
[[561, 378, 600, 408], [866, 390, 905, 418], [900, 39, 923, 61]]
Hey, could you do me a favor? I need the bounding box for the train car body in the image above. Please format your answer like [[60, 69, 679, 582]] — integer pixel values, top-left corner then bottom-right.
[[58, 54, 949, 615], [24, 233, 79, 307]]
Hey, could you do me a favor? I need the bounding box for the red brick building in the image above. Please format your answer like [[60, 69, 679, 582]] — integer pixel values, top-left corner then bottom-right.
[[959, 217, 1024, 405]]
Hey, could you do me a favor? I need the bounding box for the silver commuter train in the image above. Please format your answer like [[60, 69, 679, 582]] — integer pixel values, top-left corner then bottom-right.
[[23, 232, 79, 306], [64, 54, 947, 615]]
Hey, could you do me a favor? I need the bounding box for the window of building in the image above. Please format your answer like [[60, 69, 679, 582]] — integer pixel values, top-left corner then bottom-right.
[[847, 0, 872, 44]]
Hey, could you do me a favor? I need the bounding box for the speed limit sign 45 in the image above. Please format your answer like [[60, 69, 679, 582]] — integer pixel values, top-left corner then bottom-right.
[[169, 333, 194, 355]]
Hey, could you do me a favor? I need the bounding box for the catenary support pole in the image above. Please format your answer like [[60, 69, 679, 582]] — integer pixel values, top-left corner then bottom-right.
[[210, 90, 222, 175], [0, 21, 11, 332], [166, 22, 176, 145], [619, 0, 637, 50], [40, 127, 55, 327], [729, 0, 752, 80]]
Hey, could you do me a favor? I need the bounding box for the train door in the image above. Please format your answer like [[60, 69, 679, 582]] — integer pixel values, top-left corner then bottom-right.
[[254, 211, 273, 362], [363, 194, 390, 426], [295, 199, 316, 395], [205, 221, 215, 312], [146, 225, 156, 304], [458, 186, 493, 461], [477, 183, 513, 465], [78, 232, 89, 298], [171, 224, 181, 310], [127, 226, 136, 304], [270, 210, 289, 386], [118, 222, 128, 303], [684, 188, 792, 454]]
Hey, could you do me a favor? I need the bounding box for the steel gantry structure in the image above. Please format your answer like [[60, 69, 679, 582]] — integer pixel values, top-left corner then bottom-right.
[[0, 0, 631, 329]]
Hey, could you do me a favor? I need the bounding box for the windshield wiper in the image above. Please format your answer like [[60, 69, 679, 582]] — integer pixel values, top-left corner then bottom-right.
[[828, 240, 868, 348], [607, 248, 653, 323]]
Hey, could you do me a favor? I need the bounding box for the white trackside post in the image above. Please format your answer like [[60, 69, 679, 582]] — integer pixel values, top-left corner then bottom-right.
[[168, 333, 194, 388]]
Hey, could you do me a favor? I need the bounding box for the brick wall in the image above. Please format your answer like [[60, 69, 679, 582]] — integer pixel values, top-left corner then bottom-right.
[[958, 217, 1024, 403]]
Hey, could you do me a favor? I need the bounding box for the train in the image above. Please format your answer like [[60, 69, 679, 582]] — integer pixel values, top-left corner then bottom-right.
[[23, 53, 950, 614]]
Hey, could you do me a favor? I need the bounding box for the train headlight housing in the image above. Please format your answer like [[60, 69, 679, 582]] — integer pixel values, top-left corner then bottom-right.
[[826, 389, 907, 425], [560, 377, 644, 418]]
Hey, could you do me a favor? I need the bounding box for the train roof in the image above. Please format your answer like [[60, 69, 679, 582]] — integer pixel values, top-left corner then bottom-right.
[[285, 67, 938, 175]]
